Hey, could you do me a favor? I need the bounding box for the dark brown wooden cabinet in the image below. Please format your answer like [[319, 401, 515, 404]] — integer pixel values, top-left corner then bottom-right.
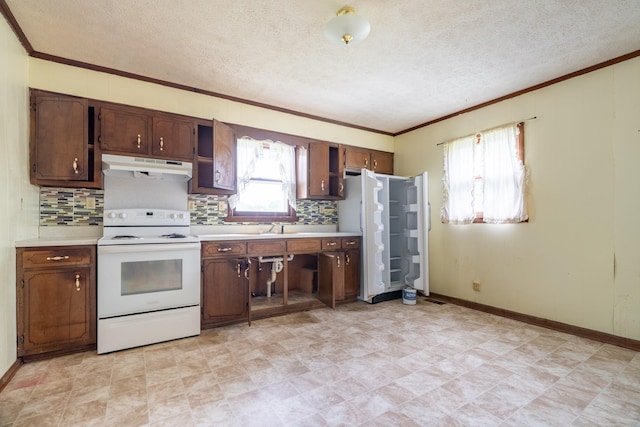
[[319, 237, 361, 306], [202, 258, 249, 326], [344, 146, 394, 175], [16, 246, 96, 359], [99, 106, 194, 161], [193, 119, 236, 194], [99, 105, 150, 155], [151, 115, 195, 160], [29, 90, 100, 188], [298, 142, 345, 200], [342, 238, 361, 301], [201, 241, 249, 327]]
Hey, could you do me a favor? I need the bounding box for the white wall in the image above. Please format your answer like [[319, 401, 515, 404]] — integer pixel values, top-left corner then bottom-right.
[[0, 18, 39, 377], [28, 59, 394, 152], [394, 57, 640, 340]]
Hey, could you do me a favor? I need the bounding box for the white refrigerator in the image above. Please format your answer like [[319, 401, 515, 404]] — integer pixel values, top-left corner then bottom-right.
[[338, 169, 430, 303]]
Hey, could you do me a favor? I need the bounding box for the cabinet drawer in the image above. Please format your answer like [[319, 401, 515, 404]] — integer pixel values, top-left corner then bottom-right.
[[21, 247, 93, 269], [286, 239, 321, 253], [202, 241, 246, 257], [341, 237, 360, 249], [321, 238, 341, 251], [247, 240, 286, 255]]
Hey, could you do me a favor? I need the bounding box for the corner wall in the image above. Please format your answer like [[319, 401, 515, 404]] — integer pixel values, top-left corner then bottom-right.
[[394, 56, 640, 340], [0, 18, 39, 378]]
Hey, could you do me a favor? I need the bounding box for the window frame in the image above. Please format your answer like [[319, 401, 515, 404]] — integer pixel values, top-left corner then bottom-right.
[[225, 125, 304, 223]]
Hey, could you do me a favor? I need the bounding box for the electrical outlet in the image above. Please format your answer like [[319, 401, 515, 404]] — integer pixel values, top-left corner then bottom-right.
[[85, 197, 95, 209], [472, 281, 481, 292], [188, 200, 196, 211]]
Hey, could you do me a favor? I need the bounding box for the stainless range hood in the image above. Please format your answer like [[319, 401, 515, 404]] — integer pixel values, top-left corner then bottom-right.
[[102, 154, 192, 180]]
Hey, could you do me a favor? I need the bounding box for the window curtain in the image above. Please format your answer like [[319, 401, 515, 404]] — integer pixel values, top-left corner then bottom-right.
[[440, 135, 476, 224], [271, 141, 297, 210], [228, 137, 263, 209], [482, 125, 527, 223], [228, 137, 296, 210]]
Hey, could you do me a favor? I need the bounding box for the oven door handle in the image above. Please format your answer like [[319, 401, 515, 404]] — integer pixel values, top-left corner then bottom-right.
[[98, 243, 200, 254]]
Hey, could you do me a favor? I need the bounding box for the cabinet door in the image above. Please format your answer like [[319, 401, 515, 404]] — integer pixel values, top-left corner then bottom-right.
[[343, 248, 360, 300], [371, 151, 394, 175], [202, 258, 248, 324], [99, 106, 150, 155], [151, 116, 194, 160], [20, 268, 94, 356], [344, 146, 370, 171], [212, 119, 236, 191], [31, 93, 88, 182], [318, 252, 342, 309], [308, 142, 330, 197]]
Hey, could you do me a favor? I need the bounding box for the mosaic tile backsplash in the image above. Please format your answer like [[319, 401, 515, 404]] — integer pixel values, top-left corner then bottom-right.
[[39, 188, 338, 226]]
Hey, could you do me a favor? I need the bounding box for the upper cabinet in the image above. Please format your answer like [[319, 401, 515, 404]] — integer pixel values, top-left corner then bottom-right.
[[98, 105, 194, 161], [98, 106, 150, 155], [297, 141, 345, 200], [344, 146, 394, 175], [29, 90, 101, 188], [192, 119, 236, 194]]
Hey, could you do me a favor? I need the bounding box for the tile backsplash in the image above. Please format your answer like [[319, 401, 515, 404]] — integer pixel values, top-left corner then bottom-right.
[[39, 188, 338, 226]]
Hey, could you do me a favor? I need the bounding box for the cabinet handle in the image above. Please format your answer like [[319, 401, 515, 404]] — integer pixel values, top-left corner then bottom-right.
[[215, 170, 221, 183], [72, 158, 79, 175], [137, 134, 141, 149], [321, 180, 325, 192], [339, 181, 344, 194], [75, 273, 81, 292], [236, 263, 241, 277], [337, 256, 341, 268], [346, 254, 350, 265], [46, 255, 70, 261], [217, 247, 232, 252], [364, 158, 368, 167], [159, 137, 164, 151], [326, 242, 337, 246], [373, 159, 378, 169], [344, 241, 356, 246]]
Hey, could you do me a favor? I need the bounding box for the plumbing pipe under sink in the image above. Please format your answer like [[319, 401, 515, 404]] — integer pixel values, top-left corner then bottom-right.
[[258, 255, 294, 297]]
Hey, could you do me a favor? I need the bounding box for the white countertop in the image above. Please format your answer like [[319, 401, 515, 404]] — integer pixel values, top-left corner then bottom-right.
[[15, 226, 360, 247]]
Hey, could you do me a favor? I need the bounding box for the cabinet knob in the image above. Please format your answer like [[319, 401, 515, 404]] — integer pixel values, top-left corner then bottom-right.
[[137, 134, 141, 149], [321, 179, 325, 192], [346, 254, 350, 265], [46, 255, 70, 261], [339, 181, 344, 194], [337, 256, 341, 268], [236, 263, 241, 277], [364, 158, 368, 167], [72, 158, 79, 175], [344, 241, 355, 246], [215, 170, 221, 183], [217, 247, 232, 252], [75, 273, 81, 292], [326, 242, 337, 246], [159, 137, 164, 151], [373, 159, 378, 169]]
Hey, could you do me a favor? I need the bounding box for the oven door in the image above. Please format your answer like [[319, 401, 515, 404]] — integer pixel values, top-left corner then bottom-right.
[[98, 242, 200, 318]]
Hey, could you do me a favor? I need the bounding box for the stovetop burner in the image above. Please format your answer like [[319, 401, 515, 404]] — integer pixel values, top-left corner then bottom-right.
[[161, 233, 187, 239]]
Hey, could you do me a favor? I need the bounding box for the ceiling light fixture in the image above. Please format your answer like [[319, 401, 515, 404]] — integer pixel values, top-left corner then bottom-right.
[[324, 6, 370, 45]]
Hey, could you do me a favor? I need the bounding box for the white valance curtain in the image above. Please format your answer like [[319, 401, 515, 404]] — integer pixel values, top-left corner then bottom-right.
[[440, 123, 527, 224], [228, 137, 296, 210]]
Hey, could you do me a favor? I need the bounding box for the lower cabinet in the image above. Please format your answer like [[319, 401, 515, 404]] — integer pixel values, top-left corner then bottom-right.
[[16, 246, 96, 358], [201, 258, 250, 326]]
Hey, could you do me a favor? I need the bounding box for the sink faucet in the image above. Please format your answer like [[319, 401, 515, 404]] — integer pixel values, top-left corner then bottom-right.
[[266, 223, 281, 234]]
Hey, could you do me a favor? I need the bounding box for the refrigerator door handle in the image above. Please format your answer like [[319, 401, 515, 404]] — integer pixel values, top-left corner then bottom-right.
[[428, 201, 431, 232]]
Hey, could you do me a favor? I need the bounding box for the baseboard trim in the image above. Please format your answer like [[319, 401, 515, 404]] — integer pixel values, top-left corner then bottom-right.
[[428, 293, 640, 352], [0, 358, 23, 393]]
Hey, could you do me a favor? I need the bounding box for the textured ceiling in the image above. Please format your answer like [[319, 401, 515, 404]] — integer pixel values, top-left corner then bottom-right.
[[5, 0, 640, 134]]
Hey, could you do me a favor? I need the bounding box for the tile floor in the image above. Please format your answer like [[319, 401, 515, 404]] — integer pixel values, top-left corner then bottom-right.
[[1, 298, 639, 426]]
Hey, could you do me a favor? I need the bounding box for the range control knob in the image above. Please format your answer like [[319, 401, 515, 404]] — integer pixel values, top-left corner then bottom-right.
[[169, 213, 177, 219], [118, 212, 127, 219], [107, 212, 117, 219], [178, 213, 185, 219]]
